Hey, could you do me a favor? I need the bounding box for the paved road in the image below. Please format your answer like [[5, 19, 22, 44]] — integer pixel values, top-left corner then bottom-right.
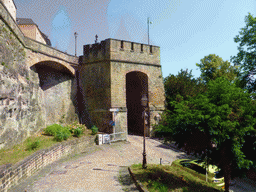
[[10, 135, 191, 192], [9, 135, 256, 192]]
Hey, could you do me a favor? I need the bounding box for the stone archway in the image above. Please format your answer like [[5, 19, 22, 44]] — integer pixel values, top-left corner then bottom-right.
[[30, 61, 78, 126], [126, 71, 149, 136]]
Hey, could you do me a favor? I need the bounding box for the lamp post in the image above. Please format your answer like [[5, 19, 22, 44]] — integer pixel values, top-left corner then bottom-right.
[[141, 94, 148, 169], [74, 32, 78, 56]]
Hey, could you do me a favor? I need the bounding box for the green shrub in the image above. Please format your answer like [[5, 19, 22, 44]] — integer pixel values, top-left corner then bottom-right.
[[91, 125, 98, 135], [60, 127, 71, 140], [54, 131, 64, 142], [74, 128, 82, 137], [27, 140, 40, 151], [44, 124, 63, 136], [69, 127, 74, 134], [95, 135, 99, 144], [63, 132, 70, 140], [45, 124, 71, 142]]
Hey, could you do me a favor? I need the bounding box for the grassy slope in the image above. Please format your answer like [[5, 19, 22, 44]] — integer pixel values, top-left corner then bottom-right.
[[0, 123, 93, 166], [130, 162, 225, 192]]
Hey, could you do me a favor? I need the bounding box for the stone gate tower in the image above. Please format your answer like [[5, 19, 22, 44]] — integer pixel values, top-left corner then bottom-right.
[[78, 38, 165, 137]]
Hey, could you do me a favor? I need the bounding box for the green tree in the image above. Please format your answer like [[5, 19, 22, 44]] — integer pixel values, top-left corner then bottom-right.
[[196, 54, 239, 85], [230, 12, 256, 94], [168, 77, 256, 192], [156, 69, 207, 138], [196, 52, 256, 178], [164, 68, 207, 110], [229, 13, 256, 178]]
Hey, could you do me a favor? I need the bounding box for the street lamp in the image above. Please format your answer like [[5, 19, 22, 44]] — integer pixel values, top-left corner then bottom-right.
[[74, 32, 78, 56], [141, 94, 148, 169]]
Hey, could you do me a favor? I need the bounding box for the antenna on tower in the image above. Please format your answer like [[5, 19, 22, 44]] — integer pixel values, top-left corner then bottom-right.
[[95, 34, 98, 43]]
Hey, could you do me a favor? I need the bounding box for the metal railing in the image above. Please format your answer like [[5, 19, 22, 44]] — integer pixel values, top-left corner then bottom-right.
[[109, 132, 127, 143]]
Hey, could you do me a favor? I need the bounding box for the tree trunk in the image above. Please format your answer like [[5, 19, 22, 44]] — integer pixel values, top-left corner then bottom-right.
[[219, 140, 233, 192], [223, 161, 232, 192]]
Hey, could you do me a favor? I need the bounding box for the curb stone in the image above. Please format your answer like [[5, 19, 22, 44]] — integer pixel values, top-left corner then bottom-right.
[[128, 167, 150, 192], [118, 166, 140, 192]]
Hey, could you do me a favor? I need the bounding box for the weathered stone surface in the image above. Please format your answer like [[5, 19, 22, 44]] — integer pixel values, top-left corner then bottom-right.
[[0, 8, 79, 150], [79, 39, 165, 136], [0, 0, 165, 150], [0, 18, 41, 149]]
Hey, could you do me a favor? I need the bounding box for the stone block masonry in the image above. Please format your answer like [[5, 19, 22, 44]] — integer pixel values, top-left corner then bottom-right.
[[0, 136, 96, 192], [1, 0, 165, 159], [79, 39, 165, 137], [0, 1, 79, 150]]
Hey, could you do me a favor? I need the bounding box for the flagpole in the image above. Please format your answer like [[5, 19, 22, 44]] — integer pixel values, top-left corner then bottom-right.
[[147, 17, 150, 45]]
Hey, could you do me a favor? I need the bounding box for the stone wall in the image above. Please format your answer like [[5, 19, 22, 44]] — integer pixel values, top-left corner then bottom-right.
[[79, 39, 165, 136], [0, 135, 96, 192], [78, 61, 112, 132], [0, 17, 45, 150], [34, 63, 78, 126], [110, 61, 165, 136], [0, 2, 79, 150]]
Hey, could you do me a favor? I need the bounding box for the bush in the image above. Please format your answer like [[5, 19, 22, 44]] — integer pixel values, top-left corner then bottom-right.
[[27, 140, 40, 151], [69, 127, 74, 134], [74, 128, 82, 137], [43, 124, 70, 142], [63, 131, 70, 140], [44, 124, 63, 136], [54, 131, 64, 142], [95, 135, 99, 144], [91, 125, 98, 135], [44, 124, 71, 141], [58, 128, 71, 141]]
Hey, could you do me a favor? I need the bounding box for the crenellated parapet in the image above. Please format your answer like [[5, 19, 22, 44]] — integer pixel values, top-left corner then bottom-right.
[[81, 38, 160, 65], [79, 38, 165, 137], [83, 40, 108, 61]]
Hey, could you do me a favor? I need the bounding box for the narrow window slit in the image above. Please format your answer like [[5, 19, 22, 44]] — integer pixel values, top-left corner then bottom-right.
[[121, 41, 124, 49]]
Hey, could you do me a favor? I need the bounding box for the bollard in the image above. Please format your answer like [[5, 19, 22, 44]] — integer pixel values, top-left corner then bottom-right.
[[160, 158, 162, 165]]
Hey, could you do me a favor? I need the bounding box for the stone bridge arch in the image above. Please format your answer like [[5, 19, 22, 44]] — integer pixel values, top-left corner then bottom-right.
[[26, 50, 76, 76], [30, 60, 78, 126]]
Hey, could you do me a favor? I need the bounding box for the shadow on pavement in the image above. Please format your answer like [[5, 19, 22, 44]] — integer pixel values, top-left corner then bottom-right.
[[118, 166, 140, 192], [153, 141, 198, 160]]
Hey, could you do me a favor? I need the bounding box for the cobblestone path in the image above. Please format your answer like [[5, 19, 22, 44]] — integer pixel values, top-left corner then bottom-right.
[[9, 135, 190, 192], [9, 135, 256, 192]]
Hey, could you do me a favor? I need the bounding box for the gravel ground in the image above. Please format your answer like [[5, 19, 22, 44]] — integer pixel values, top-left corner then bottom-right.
[[8, 135, 256, 192]]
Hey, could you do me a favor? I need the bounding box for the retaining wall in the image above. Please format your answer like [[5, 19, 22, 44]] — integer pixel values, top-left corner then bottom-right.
[[0, 135, 96, 192]]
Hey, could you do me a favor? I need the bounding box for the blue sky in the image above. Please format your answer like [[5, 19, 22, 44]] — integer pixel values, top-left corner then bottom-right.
[[15, 0, 256, 79]]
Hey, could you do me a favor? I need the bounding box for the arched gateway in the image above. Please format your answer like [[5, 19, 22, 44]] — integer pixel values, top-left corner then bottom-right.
[[126, 71, 148, 136], [78, 38, 165, 137]]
